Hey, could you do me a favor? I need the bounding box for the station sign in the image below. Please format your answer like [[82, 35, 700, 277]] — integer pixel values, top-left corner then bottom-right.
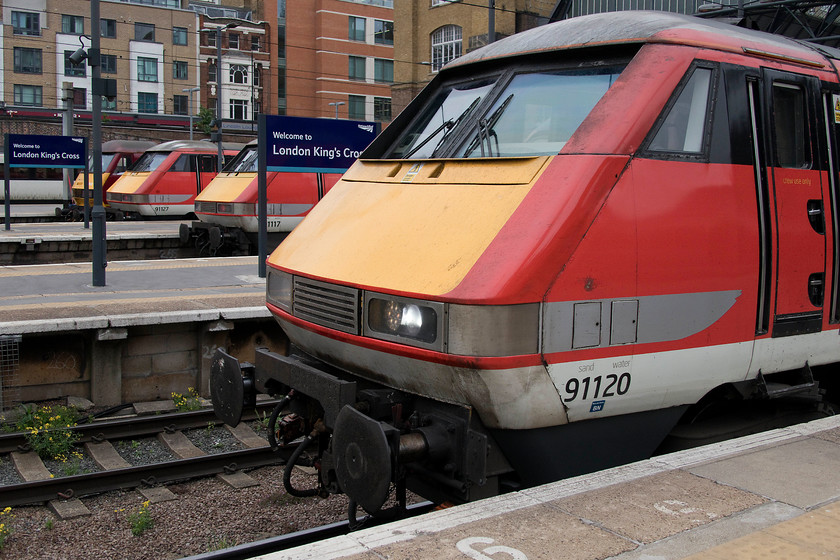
[[6, 133, 86, 169], [264, 115, 378, 173]]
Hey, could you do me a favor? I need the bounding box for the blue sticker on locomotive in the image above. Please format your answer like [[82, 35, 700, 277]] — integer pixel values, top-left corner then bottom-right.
[[590, 400, 605, 412]]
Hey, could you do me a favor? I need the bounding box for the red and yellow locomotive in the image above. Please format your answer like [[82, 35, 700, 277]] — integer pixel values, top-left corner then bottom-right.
[[213, 12, 840, 512]]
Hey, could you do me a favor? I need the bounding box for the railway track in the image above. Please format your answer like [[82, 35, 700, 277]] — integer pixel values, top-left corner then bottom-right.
[[0, 402, 285, 508]]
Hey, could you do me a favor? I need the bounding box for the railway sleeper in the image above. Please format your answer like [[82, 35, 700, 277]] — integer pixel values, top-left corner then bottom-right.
[[210, 347, 511, 514]]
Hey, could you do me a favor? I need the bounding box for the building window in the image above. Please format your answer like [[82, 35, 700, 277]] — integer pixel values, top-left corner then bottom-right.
[[13, 48, 42, 74], [101, 54, 117, 74], [101, 19, 116, 38], [14, 85, 42, 106], [173, 60, 188, 80], [207, 31, 216, 47], [12, 11, 40, 36], [374, 20, 393, 45], [253, 66, 261, 87], [374, 97, 391, 121], [62, 15, 84, 35], [138, 57, 158, 82], [229, 33, 239, 50], [374, 59, 393, 83], [173, 95, 188, 115], [251, 36, 261, 51], [138, 92, 158, 113], [349, 16, 365, 42], [208, 61, 218, 83], [432, 0, 459, 5], [135, 22, 155, 42], [101, 97, 117, 111], [73, 88, 86, 110], [349, 56, 366, 81], [349, 95, 366, 120], [173, 27, 188, 45], [230, 64, 248, 84], [431, 25, 462, 72], [64, 50, 86, 77], [230, 99, 247, 120]]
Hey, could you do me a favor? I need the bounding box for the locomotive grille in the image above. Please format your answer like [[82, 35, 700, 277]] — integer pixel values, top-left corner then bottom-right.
[[293, 278, 360, 335]]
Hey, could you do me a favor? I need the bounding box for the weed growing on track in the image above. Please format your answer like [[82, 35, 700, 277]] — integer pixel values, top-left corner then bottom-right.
[[172, 387, 202, 412], [0, 507, 13, 550], [207, 534, 239, 551], [128, 501, 153, 536], [15, 405, 81, 460]]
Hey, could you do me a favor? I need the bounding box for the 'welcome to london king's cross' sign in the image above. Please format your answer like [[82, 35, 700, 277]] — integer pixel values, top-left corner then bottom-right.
[[7, 134, 86, 169], [263, 115, 378, 173]]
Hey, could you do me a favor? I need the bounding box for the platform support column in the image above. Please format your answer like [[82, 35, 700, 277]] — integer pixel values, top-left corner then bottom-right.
[[91, 328, 126, 406]]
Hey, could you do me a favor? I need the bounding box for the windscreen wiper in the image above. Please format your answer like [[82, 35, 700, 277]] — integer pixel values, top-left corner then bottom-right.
[[404, 97, 482, 159], [464, 94, 514, 158]]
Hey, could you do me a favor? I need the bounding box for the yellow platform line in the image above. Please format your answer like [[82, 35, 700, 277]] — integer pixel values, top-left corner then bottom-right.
[[682, 500, 840, 559]]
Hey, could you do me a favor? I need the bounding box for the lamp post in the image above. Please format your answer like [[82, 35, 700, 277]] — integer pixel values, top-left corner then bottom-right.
[[328, 101, 345, 119], [201, 22, 238, 171], [182, 86, 200, 140]]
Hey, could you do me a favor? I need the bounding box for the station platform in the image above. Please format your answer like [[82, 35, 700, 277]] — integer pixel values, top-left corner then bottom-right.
[[0, 255, 268, 335], [0, 217, 194, 264], [269, 414, 840, 560]]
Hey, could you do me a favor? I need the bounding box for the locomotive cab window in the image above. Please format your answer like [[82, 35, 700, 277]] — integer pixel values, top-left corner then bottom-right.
[[131, 152, 168, 173], [772, 83, 809, 168], [389, 78, 497, 159], [458, 66, 625, 158], [649, 66, 713, 154]]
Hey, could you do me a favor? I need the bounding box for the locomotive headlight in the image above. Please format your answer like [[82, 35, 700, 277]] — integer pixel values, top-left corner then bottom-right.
[[365, 294, 443, 348], [266, 270, 293, 313]]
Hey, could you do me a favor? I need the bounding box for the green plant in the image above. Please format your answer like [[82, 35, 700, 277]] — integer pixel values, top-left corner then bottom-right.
[[171, 387, 202, 412], [254, 410, 270, 429], [197, 107, 214, 134], [208, 534, 238, 551], [15, 405, 81, 460], [128, 501, 153, 536], [55, 451, 86, 476], [44, 517, 54, 530], [0, 507, 13, 549]]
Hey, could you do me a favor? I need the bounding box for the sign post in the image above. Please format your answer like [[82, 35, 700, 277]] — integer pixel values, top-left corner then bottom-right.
[[4, 133, 86, 231], [256, 115, 378, 277]]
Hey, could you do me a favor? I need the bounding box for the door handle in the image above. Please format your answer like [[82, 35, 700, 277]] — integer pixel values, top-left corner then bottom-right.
[[809, 272, 824, 307], [807, 200, 825, 234]]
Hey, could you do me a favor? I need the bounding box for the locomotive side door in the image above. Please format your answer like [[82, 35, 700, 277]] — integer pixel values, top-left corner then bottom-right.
[[760, 69, 826, 337], [196, 154, 216, 193]]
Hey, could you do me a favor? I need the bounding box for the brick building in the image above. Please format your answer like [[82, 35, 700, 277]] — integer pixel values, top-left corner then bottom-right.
[[2, 0, 200, 115], [284, 0, 394, 122], [392, 0, 555, 117]]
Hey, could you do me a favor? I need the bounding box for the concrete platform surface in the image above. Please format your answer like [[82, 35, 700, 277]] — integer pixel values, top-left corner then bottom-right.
[[0, 217, 185, 242], [261, 415, 840, 560], [0, 255, 268, 334]]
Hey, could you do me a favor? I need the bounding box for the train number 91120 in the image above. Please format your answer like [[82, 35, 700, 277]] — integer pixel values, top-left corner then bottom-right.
[[564, 372, 631, 402]]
